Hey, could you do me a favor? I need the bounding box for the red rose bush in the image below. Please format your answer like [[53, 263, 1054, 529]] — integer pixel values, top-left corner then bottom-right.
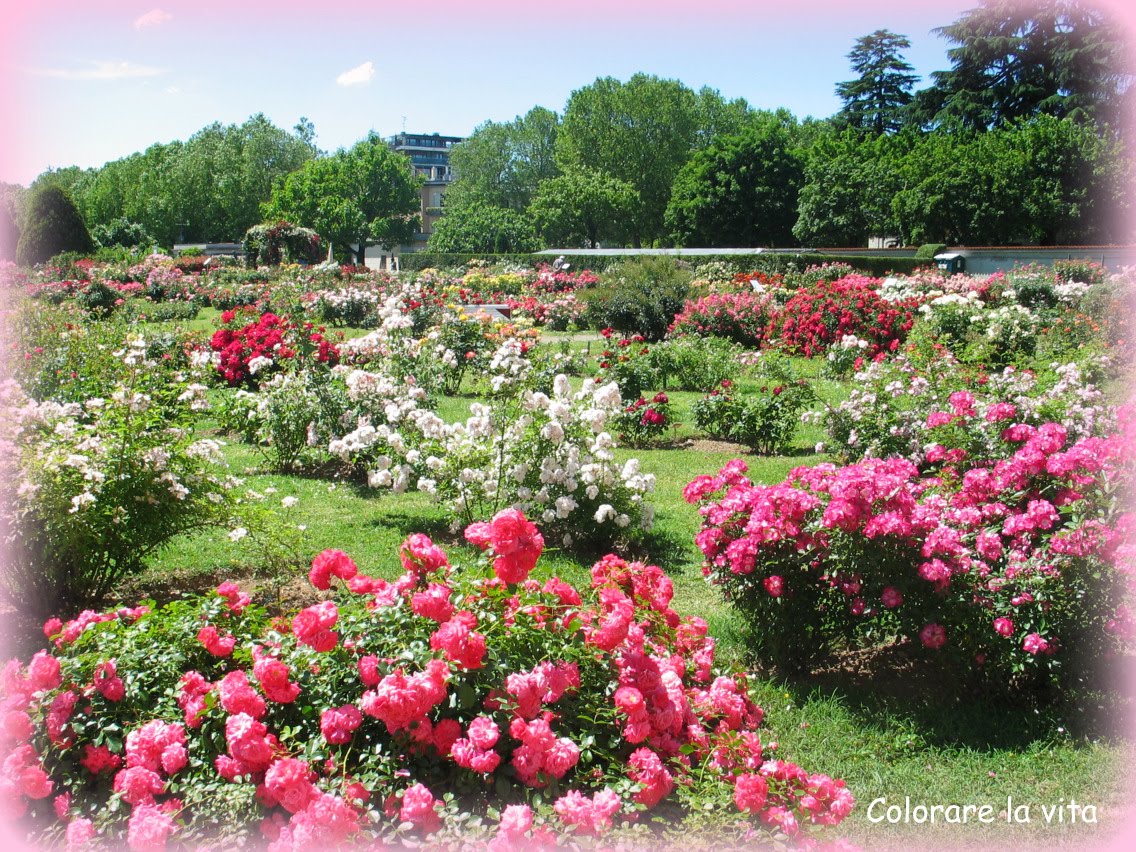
[[0, 511, 852, 849]]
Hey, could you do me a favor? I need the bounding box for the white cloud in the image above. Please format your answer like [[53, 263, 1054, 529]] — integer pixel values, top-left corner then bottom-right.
[[25, 60, 168, 81], [336, 61, 375, 87], [134, 9, 173, 30]]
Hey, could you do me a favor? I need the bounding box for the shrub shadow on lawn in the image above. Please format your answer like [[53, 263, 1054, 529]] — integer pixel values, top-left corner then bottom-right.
[[357, 505, 456, 543], [765, 642, 1133, 751]]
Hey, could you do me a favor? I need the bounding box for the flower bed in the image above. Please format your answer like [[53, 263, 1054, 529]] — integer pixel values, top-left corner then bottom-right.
[[0, 512, 852, 849]]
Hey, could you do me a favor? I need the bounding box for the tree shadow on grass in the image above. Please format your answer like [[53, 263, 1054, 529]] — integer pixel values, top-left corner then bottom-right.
[[760, 641, 1133, 751], [633, 526, 692, 569], [357, 505, 457, 543]]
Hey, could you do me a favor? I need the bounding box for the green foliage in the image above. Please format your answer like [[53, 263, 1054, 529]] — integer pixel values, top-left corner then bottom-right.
[[53, 114, 317, 246], [1053, 257, 1107, 285], [593, 336, 659, 400], [91, 217, 156, 250], [426, 203, 539, 254], [691, 370, 814, 455], [75, 279, 121, 317], [528, 166, 638, 248], [218, 371, 352, 472], [396, 252, 537, 272], [557, 75, 758, 245], [914, 0, 1130, 130], [123, 299, 201, 323], [610, 392, 674, 448], [666, 120, 805, 247], [793, 127, 914, 247], [835, 29, 918, 134], [648, 335, 743, 392], [2, 328, 244, 613], [444, 107, 561, 211], [890, 115, 1126, 245], [263, 133, 421, 264], [15, 184, 95, 266], [587, 257, 692, 341], [914, 243, 947, 259]]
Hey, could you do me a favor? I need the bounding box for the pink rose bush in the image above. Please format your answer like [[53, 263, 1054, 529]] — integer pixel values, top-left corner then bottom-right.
[[685, 405, 1135, 685], [822, 344, 1118, 464], [0, 509, 852, 849], [669, 291, 777, 348]]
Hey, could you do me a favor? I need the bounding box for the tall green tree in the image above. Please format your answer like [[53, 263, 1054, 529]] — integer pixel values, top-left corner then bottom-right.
[[557, 75, 752, 245], [912, 0, 1131, 130], [15, 184, 94, 266], [444, 107, 561, 212], [36, 114, 318, 246], [426, 201, 539, 254], [263, 133, 422, 264], [528, 167, 638, 248], [890, 115, 1127, 245], [665, 120, 805, 247], [793, 128, 914, 246], [835, 30, 919, 134]]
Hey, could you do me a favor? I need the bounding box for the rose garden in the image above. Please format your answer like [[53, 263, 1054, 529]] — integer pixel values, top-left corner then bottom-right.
[[0, 251, 1132, 850]]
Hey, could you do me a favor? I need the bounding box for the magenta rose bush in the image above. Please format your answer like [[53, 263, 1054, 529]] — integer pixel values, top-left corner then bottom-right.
[[0, 510, 853, 850], [684, 406, 1135, 687]]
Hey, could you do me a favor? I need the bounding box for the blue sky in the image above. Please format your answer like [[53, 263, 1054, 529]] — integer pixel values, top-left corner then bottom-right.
[[0, 0, 1026, 185]]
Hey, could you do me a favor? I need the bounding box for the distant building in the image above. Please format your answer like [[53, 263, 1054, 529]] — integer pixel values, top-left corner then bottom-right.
[[388, 132, 463, 249], [363, 132, 463, 270]]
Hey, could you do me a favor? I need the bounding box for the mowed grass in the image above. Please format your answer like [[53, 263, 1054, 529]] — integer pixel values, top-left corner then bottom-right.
[[130, 321, 1130, 846]]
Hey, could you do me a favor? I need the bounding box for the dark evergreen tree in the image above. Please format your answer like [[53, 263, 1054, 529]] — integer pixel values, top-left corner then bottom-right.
[[15, 185, 94, 266], [835, 29, 919, 134], [912, 0, 1130, 131]]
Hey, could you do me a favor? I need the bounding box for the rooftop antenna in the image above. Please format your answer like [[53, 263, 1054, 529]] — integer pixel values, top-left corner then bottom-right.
[[401, 116, 407, 133]]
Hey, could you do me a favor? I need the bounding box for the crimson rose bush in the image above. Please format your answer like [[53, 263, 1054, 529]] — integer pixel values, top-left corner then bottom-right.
[[768, 275, 920, 358], [209, 310, 339, 387], [685, 407, 1135, 687], [0, 511, 853, 850]]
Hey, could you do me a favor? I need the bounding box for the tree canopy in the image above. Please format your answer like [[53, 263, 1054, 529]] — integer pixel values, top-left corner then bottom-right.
[[556, 74, 758, 246], [426, 202, 539, 254], [528, 167, 638, 248], [29, 114, 318, 247], [913, 0, 1131, 131], [263, 133, 422, 265], [666, 120, 805, 247], [444, 107, 561, 213]]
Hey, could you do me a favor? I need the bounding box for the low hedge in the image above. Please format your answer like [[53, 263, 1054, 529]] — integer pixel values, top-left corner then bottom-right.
[[396, 251, 932, 277]]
